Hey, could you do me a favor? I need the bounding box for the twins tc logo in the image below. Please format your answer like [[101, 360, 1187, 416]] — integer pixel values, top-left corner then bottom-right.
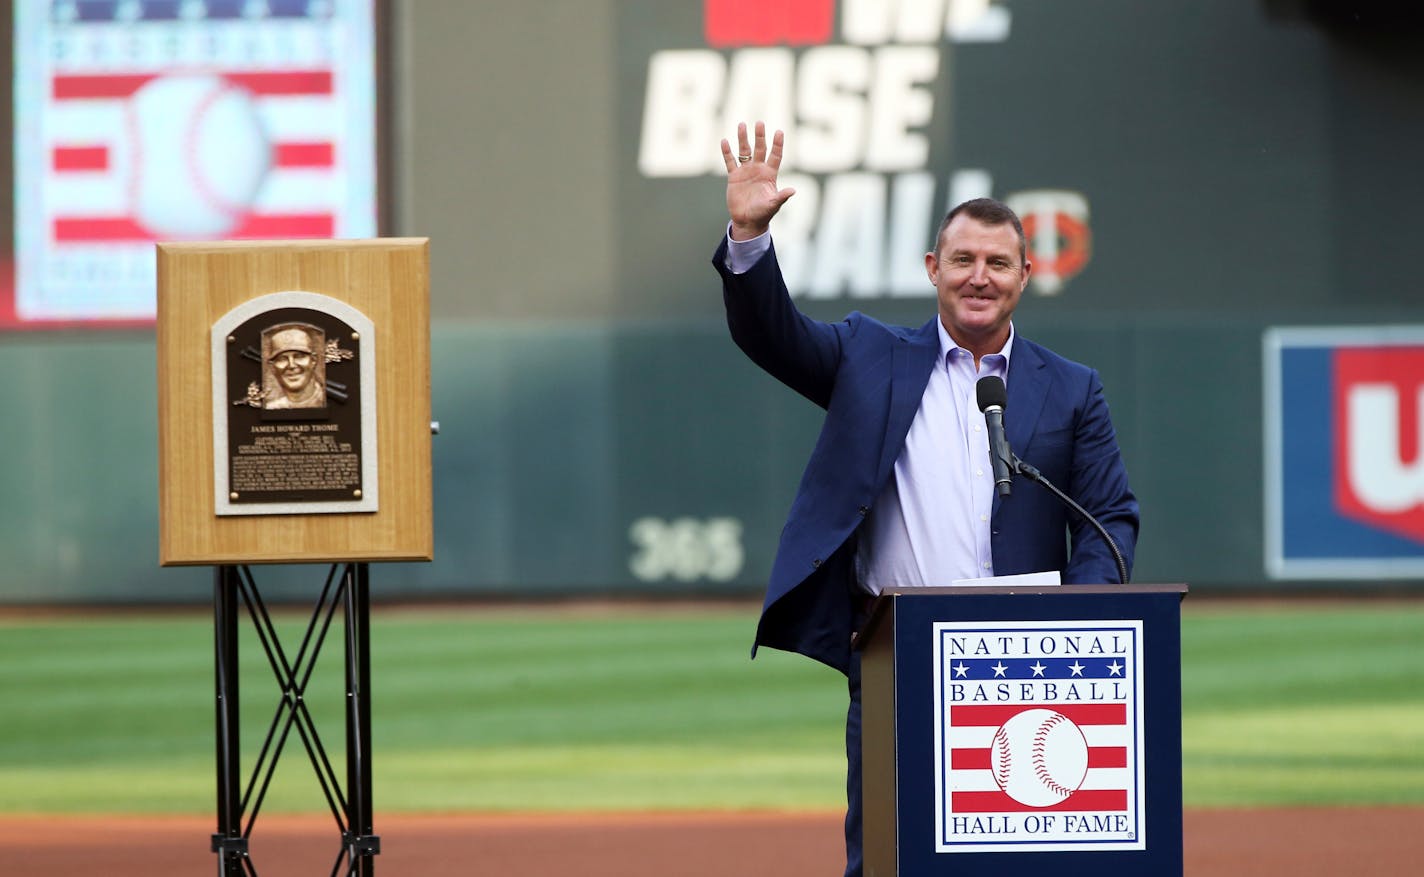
[[1334, 347, 1424, 539], [1265, 329, 1424, 578], [1006, 190, 1092, 296]]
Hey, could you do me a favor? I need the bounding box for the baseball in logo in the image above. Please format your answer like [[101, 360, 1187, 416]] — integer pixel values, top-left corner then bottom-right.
[[932, 620, 1146, 853], [990, 708, 1089, 807], [124, 73, 274, 240]]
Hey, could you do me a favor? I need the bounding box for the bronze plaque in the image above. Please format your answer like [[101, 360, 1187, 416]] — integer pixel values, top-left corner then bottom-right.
[[213, 295, 377, 515]]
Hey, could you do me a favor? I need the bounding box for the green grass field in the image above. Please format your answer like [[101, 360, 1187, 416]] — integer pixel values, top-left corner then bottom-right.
[[0, 600, 1420, 815]]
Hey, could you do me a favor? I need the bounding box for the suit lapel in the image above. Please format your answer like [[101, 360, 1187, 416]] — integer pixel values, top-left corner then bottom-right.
[[1005, 339, 1051, 454], [875, 317, 940, 486], [991, 340, 1050, 518]]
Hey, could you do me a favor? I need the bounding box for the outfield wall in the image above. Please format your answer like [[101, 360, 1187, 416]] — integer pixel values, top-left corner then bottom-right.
[[3, 1, 1423, 601]]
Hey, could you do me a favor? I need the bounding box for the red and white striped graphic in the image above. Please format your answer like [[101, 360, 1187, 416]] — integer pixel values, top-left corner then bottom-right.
[[11, 2, 377, 325], [46, 68, 340, 242], [947, 703, 1130, 812]]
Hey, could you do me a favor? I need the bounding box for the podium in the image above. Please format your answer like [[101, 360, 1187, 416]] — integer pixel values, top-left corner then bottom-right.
[[156, 239, 432, 875], [858, 585, 1187, 876]]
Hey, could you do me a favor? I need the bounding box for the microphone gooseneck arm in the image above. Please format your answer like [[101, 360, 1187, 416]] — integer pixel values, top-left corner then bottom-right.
[[1012, 455, 1130, 586]]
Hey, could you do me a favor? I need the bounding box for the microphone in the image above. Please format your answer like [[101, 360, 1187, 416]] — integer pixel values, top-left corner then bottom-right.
[[976, 376, 1014, 497]]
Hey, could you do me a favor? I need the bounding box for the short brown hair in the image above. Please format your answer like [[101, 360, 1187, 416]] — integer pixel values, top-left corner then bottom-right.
[[934, 197, 1026, 263]]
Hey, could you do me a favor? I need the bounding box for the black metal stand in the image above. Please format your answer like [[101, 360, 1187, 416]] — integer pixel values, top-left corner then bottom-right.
[[212, 563, 380, 876]]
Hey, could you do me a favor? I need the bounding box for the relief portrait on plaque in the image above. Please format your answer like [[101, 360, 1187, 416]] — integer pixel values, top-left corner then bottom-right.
[[263, 324, 327, 410]]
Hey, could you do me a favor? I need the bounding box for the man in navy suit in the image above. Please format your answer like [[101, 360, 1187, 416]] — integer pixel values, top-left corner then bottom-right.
[[713, 122, 1139, 877]]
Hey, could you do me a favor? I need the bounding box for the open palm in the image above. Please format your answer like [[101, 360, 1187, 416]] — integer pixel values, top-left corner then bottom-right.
[[721, 121, 796, 240]]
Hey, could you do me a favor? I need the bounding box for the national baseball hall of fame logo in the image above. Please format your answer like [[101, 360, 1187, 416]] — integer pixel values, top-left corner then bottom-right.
[[1265, 327, 1424, 578], [11, 0, 377, 325], [932, 620, 1146, 854]]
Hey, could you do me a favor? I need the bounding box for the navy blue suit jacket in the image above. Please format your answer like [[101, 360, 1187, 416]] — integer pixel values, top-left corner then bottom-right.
[[715, 239, 1139, 674]]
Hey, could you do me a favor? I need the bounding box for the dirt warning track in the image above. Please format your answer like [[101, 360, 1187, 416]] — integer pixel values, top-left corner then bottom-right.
[[2, 807, 1420, 876]]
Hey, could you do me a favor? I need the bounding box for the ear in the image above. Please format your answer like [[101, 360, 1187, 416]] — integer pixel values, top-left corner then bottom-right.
[[1020, 259, 1033, 291], [924, 251, 938, 284]]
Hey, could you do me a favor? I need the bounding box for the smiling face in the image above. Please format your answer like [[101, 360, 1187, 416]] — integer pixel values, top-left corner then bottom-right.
[[272, 349, 315, 393], [925, 214, 1032, 362], [265, 326, 321, 400]]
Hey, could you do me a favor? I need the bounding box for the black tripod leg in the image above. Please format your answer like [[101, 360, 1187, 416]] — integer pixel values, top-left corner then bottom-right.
[[213, 565, 248, 874], [344, 563, 380, 874]]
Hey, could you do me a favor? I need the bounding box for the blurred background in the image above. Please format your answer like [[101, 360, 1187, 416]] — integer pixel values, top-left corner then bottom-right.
[[2, 0, 1424, 605]]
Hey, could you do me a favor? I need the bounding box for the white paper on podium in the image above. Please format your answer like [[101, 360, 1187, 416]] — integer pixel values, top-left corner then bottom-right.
[[949, 570, 1061, 587]]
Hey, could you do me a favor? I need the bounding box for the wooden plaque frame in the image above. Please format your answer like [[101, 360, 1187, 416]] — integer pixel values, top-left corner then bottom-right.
[[158, 238, 432, 565]]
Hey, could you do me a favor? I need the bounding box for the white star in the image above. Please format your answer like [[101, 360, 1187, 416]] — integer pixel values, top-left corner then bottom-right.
[[992, 662, 1008, 678], [1107, 661, 1124, 676], [1068, 661, 1085, 677], [1030, 661, 1047, 677], [954, 662, 970, 678]]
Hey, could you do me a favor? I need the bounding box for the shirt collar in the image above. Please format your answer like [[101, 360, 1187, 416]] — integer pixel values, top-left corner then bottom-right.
[[936, 320, 1015, 376]]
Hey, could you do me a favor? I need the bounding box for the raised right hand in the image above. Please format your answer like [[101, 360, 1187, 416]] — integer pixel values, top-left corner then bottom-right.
[[721, 121, 796, 241]]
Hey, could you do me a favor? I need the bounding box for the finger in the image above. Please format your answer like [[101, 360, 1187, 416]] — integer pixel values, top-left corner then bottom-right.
[[766, 128, 785, 171], [752, 120, 767, 163], [720, 138, 737, 174], [772, 186, 797, 208], [736, 122, 751, 162]]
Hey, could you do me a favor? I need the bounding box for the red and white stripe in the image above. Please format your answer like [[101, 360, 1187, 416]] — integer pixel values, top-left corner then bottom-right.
[[45, 68, 340, 242], [946, 704, 1132, 812]]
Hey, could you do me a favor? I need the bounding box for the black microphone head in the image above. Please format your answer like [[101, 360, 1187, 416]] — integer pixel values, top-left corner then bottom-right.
[[976, 375, 1007, 412]]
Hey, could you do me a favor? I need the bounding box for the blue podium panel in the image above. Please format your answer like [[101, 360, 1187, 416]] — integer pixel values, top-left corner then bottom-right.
[[860, 586, 1186, 877]]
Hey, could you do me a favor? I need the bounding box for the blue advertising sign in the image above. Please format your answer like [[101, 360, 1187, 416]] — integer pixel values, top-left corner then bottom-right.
[[1264, 327, 1424, 578]]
